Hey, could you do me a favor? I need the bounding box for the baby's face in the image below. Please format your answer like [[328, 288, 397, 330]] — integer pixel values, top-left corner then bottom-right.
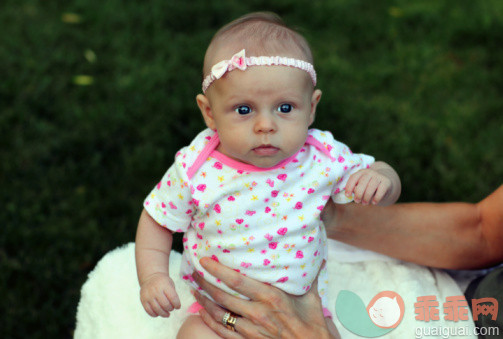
[[202, 66, 321, 168]]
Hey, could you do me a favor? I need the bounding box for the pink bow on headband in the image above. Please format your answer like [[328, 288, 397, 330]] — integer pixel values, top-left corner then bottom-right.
[[210, 49, 247, 80]]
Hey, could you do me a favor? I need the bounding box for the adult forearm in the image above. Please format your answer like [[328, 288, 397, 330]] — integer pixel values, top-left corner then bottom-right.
[[476, 185, 503, 267], [324, 201, 491, 269]]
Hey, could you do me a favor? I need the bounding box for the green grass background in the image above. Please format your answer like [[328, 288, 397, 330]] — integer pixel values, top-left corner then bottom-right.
[[1, 0, 502, 337]]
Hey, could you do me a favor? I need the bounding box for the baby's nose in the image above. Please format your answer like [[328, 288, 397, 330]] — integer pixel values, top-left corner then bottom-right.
[[254, 113, 277, 133]]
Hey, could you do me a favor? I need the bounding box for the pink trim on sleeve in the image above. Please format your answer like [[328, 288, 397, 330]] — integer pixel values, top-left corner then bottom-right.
[[305, 135, 336, 161], [187, 132, 220, 180]]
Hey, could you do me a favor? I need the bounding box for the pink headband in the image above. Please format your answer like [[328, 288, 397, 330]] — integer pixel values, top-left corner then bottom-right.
[[202, 49, 317, 93]]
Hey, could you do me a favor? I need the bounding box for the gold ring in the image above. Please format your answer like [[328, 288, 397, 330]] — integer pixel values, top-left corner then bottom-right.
[[223, 312, 238, 332], [222, 312, 231, 326]]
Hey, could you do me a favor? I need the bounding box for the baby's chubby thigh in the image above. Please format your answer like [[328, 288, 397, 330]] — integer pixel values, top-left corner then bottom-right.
[[177, 314, 221, 339]]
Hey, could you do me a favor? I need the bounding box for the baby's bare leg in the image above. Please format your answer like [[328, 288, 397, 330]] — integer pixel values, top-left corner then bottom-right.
[[177, 315, 221, 339]]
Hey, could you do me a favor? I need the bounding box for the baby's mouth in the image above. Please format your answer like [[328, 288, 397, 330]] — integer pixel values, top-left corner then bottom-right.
[[252, 144, 279, 156]]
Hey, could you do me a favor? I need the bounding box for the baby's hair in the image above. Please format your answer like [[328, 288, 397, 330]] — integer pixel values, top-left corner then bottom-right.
[[203, 12, 314, 76]]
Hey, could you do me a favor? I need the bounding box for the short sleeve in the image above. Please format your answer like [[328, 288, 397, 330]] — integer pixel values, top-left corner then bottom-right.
[[315, 131, 374, 204], [331, 147, 375, 203], [306, 129, 375, 204], [143, 152, 194, 233]]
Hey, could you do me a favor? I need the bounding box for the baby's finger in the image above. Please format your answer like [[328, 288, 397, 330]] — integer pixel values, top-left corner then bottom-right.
[[362, 177, 381, 205], [143, 301, 158, 317], [352, 174, 371, 203], [158, 292, 175, 313], [164, 287, 181, 309], [344, 171, 363, 197], [152, 298, 171, 317], [372, 182, 390, 205]]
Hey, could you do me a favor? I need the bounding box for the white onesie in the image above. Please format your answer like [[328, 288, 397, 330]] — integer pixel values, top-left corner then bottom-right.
[[144, 128, 374, 307]]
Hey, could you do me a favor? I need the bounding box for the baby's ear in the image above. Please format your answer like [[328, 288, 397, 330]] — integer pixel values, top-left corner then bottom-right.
[[196, 94, 216, 130], [309, 89, 322, 125]]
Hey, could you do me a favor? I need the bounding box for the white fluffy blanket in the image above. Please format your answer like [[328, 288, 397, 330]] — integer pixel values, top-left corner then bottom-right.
[[75, 242, 477, 338]]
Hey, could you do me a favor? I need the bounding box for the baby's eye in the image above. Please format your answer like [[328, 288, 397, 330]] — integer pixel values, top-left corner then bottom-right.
[[277, 104, 293, 113], [235, 105, 252, 115]]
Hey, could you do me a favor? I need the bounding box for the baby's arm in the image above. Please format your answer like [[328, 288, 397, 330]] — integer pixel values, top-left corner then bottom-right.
[[345, 161, 401, 206], [135, 208, 181, 317]]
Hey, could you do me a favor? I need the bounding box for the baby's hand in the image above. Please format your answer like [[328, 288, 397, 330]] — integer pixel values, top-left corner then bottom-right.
[[140, 272, 181, 318], [345, 168, 392, 205]]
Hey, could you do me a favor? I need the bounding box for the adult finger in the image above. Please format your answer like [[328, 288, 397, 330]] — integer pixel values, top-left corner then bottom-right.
[[194, 291, 267, 338], [199, 257, 280, 302], [199, 308, 245, 339], [193, 290, 228, 323], [192, 270, 255, 319]]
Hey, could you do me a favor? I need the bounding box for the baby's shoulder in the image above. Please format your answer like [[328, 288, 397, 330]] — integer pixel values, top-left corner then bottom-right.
[[307, 128, 353, 159], [174, 128, 216, 169]]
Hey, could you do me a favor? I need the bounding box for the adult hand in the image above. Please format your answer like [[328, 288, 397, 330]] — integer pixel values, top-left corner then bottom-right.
[[192, 257, 339, 339]]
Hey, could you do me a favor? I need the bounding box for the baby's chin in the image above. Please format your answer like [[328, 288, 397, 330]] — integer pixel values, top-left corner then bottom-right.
[[225, 149, 294, 169], [248, 151, 301, 169], [247, 154, 292, 169], [247, 159, 282, 169]]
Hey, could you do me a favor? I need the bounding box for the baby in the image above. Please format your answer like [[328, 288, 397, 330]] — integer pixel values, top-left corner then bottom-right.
[[135, 12, 401, 338]]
